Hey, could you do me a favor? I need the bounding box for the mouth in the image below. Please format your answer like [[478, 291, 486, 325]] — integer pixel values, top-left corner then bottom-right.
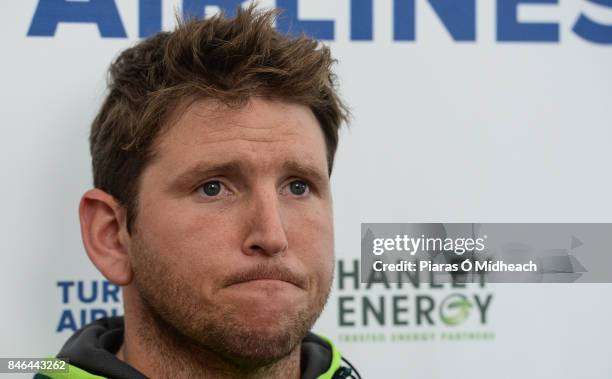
[[229, 278, 300, 289], [223, 265, 307, 290]]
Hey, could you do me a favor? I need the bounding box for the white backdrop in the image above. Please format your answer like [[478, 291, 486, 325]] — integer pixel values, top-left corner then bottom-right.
[[2, 1, 612, 378]]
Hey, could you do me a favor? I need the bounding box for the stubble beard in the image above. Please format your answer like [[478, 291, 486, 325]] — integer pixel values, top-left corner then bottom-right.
[[128, 233, 333, 373]]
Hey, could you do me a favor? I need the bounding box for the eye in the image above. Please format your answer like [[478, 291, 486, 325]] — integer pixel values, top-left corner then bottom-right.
[[196, 180, 226, 197], [286, 180, 310, 196]]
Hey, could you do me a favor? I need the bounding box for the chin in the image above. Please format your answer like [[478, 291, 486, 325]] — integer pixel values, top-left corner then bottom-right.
[[193, 303, 315, 366], [199, 320, 302, 368]]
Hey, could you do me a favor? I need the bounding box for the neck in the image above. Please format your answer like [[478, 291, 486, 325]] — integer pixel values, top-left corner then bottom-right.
[[117, 288, 301, 379]]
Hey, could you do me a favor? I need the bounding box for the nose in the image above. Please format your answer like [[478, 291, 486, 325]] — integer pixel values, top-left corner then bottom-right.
[[242, 188, 289, 257]]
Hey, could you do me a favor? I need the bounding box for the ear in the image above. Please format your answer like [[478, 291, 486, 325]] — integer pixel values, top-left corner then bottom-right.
[[79, 188, 133, 286]]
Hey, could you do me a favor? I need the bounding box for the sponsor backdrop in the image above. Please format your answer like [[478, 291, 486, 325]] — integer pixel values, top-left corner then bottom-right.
[[2, 0, 612, 378]]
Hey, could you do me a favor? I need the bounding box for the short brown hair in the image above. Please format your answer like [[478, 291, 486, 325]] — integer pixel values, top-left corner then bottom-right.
[[90, 5, 348, 233]]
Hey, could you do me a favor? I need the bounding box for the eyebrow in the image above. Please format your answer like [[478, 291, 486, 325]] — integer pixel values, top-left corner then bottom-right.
[[169, 161, 244, 191], [168, 159, 328, 191], [281, 161, 328, 186]]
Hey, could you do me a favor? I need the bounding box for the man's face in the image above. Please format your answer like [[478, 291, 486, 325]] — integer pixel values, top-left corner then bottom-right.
[[128, 98, 334, 365]]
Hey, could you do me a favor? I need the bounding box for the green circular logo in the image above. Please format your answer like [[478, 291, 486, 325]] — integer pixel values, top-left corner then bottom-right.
[[440, 293, 472, 326]]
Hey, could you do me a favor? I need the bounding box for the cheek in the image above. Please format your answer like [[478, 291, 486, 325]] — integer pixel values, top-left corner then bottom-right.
[[285, 202, 334, 279], [134, 196, 241, 286]]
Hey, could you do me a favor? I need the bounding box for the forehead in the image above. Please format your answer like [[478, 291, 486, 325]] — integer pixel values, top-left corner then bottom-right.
[[151, 98, 328, 175]]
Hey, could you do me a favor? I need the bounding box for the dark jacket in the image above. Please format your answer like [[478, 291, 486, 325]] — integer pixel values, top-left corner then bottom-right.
[[35, 316, 358, 379]]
